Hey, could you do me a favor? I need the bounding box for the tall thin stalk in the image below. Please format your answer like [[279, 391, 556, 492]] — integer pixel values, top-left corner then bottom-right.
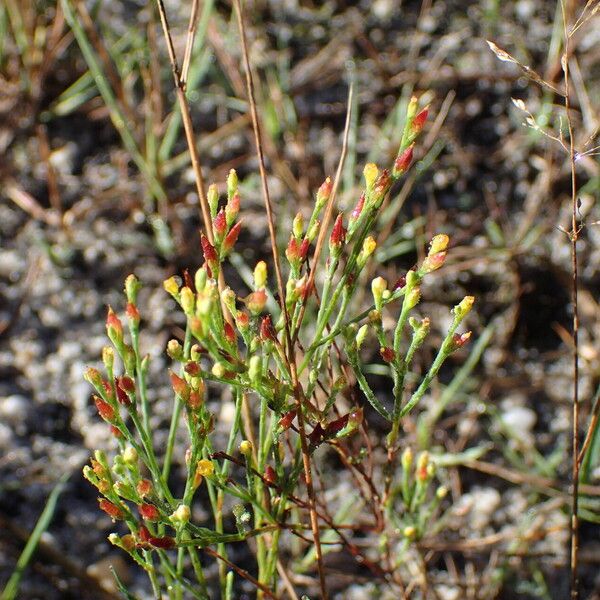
[[154, 0, 212, 241], [560, 2, 580, 596], [231, 1, 329, 596]]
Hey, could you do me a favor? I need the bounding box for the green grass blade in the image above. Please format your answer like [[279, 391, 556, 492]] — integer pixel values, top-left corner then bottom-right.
[[60, 0, 167, 207], [1, 473, 70, 600]]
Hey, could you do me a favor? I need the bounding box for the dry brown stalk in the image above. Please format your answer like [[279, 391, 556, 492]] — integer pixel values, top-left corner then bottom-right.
[[154, 0, 212, 242], [559, 3, 582, 598], [231, 1, 329, 596]]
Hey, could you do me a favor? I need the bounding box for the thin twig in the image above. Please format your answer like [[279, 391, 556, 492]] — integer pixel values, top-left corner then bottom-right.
[[231, 4, 330, 595], [154, 0, 212, 241], [181, 0, 200, 87], [154, 0, 233, 326], [231, 0, 288, 327], [560, 2, 580, 598]]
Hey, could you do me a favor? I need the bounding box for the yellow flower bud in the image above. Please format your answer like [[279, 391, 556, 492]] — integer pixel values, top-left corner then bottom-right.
[[196, 459, 215, 477], [254, 261, 267, 289], [454, 295, 475, 320], [363, 163, 379, 190], [180, 286, 195, 315], [429, 234, 449, 255], [163, 276, 180, 298], [239, 440, 253, 456]]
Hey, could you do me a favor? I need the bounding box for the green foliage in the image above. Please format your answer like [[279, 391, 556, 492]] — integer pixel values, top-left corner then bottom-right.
[[83, 99, 476, 598]]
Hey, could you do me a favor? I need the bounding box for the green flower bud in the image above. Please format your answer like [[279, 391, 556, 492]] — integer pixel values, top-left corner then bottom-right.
[[102, 346, 114, 372], [207, 184, 219, 219], [195, 267, 207, 292], [436, 486, 448, 499], [293, 212, 304, 239], [124, 274, 141, 304], [122, 446, 138, 466], [227, 169, 238, 198], [356, 324, 369, 349], [248, 356, 261, 382], [363, 163, 378, 190], [167, 339, 183, 360]]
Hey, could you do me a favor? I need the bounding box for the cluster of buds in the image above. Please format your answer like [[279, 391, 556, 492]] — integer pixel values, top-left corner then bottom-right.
[[393, 448, 448, 541], [419, 234, 449, 275], [82, 95, 476, 588], [202, 170, 244, 277]]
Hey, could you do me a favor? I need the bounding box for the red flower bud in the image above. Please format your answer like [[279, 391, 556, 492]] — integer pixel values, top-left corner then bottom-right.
[[106, 307, 123, 347], [286, 236, 300, 263], [350, 193, 365, 222], [94, 396, 115, 422], [110, 425, 122, 438], [286, 236, 309, 267], [138, 525, 151, 543], [299, 238, 310, 261], [264, 465, 277, 486], [201, 235, 218, 274], [412, 107, 429, 134], [101, 380, 115, 402], [115, 378, 131, 406], [184, 361, 201, 376], [372, 169, 392, 203], [137, 479, 152, 497], [126, 302, 140, 326], [120, 376, 135, 393], [245, 289, 267, 315], [329, 213, 346, 254], [99, 499, 124, 520], [260, 315, 277, 342], [213, 209, 227, 242], [420, 251, 447, 274], [449, 331, 472, 351], [139, 503, 160, 521], [393, 145, 414, 177], [223, 221, 242, 255], [188, 390, 203, 410], [235, 310, 250, 331], [380, 347, 395, 363], [224, 322, 236, 345], [148, 536, 176, 549], [226, 191, 240, 226], [316, 177, 332, 206], [170, 371, 190, 402]]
